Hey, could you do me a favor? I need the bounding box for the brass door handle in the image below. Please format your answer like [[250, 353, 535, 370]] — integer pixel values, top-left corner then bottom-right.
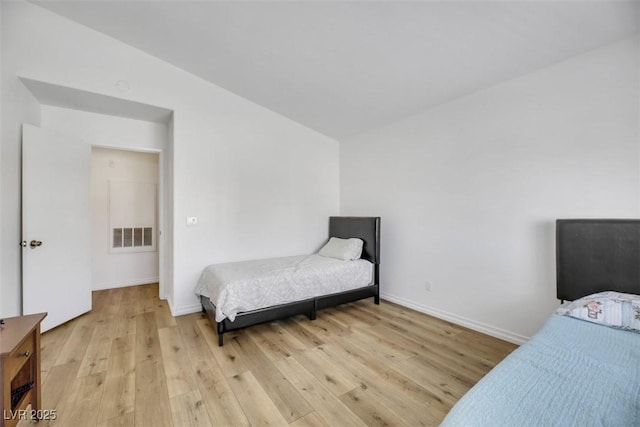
[[29, 240, 43, 249]]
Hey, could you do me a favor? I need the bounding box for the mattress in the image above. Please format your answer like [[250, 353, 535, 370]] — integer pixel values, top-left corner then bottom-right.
[[441, 315, 640, 426], [195, 254, 373, 322]]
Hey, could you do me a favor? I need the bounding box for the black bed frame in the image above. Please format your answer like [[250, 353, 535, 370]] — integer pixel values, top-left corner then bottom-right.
[[201, 216, 381, 346]]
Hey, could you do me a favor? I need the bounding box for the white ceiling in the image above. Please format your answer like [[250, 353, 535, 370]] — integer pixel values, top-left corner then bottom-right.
[[32, 1, 639, 139]]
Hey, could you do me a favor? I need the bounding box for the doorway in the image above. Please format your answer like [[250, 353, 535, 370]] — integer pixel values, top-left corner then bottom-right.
[[18, 81, 173, 328], [91, 147, 160, 290]]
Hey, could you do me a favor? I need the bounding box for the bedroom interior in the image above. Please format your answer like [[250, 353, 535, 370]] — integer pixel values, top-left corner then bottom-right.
[[1, 0, 639, 426]]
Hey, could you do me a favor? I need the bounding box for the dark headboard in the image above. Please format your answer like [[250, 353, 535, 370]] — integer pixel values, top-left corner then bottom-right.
[[329, 216, 380, 264], [556, 219, 640, 301]]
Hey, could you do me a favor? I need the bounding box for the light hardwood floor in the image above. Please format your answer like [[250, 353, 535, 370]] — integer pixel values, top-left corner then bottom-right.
[[25, 283, 516, 427]]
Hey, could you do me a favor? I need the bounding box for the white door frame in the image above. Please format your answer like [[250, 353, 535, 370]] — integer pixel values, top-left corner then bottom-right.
[[92, 144, 166, 300]]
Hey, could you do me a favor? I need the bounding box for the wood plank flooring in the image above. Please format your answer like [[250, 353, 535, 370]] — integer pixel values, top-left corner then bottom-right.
[[24, 283, 516, 427]]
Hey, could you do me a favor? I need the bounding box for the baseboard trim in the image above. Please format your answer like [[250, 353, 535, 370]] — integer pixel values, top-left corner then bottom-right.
[[166, 293, 530, 343], [380, 292, 529, 345], [170, 303, 202, 317], [93, 277, 160, 291]]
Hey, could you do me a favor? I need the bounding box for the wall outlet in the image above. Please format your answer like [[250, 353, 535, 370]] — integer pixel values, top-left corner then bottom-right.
[[424, 281, 432, 292]]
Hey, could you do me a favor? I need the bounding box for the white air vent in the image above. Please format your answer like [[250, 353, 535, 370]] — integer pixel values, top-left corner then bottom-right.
[[108, 180, 157, 253], [112, 227, 153, 248]]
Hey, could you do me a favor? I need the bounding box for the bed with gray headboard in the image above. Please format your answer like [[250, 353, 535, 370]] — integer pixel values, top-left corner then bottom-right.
[[441, 219, 640, 426], [198, 216, 380, 346]]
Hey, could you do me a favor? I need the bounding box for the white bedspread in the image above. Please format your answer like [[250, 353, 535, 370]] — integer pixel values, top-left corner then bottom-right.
[[195, 254, 373, 322]]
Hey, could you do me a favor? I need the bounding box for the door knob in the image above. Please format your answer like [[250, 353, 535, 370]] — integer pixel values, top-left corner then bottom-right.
[[29, 240, 43, 249]]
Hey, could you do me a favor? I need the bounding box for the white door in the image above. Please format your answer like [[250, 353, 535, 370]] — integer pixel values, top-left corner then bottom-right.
[[22, 124, 92, 332]]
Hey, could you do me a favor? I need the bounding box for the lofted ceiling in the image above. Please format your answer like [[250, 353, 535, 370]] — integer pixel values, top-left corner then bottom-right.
[[31, 1, 640, 139]]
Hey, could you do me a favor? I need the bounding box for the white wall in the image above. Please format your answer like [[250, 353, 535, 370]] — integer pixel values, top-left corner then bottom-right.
[[341, 37, 640, 343], [0, 0, 2, 312], [91, 148, 159, 290], [164, 117, 175, 308], [40, 105, 168, 151], [0, 0, 3, 314], [0, 4, 42, 316], [1, 1, 340, 317]]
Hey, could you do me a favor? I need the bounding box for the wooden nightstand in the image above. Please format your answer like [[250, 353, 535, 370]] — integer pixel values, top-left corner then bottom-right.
[[0, 313, 47, 427]]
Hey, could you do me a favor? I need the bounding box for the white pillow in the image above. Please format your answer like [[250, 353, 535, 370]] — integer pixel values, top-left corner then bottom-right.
[[318, 237, 363, 261]]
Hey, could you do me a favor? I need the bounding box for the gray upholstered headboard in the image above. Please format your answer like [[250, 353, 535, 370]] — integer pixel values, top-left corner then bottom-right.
[[328, 216, 380, 264], [556, 219, 640, 301]]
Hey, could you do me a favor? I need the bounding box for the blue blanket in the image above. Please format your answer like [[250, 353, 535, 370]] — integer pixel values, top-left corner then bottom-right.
[[441, 315, 640, 426]]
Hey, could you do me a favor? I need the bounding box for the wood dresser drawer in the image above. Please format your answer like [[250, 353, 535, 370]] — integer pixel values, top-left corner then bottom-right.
[[4, 335, 34, 382], [1, 313, 46, 427]]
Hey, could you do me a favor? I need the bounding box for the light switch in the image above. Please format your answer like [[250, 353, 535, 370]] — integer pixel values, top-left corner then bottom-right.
[[186, 216, 198, 226]]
